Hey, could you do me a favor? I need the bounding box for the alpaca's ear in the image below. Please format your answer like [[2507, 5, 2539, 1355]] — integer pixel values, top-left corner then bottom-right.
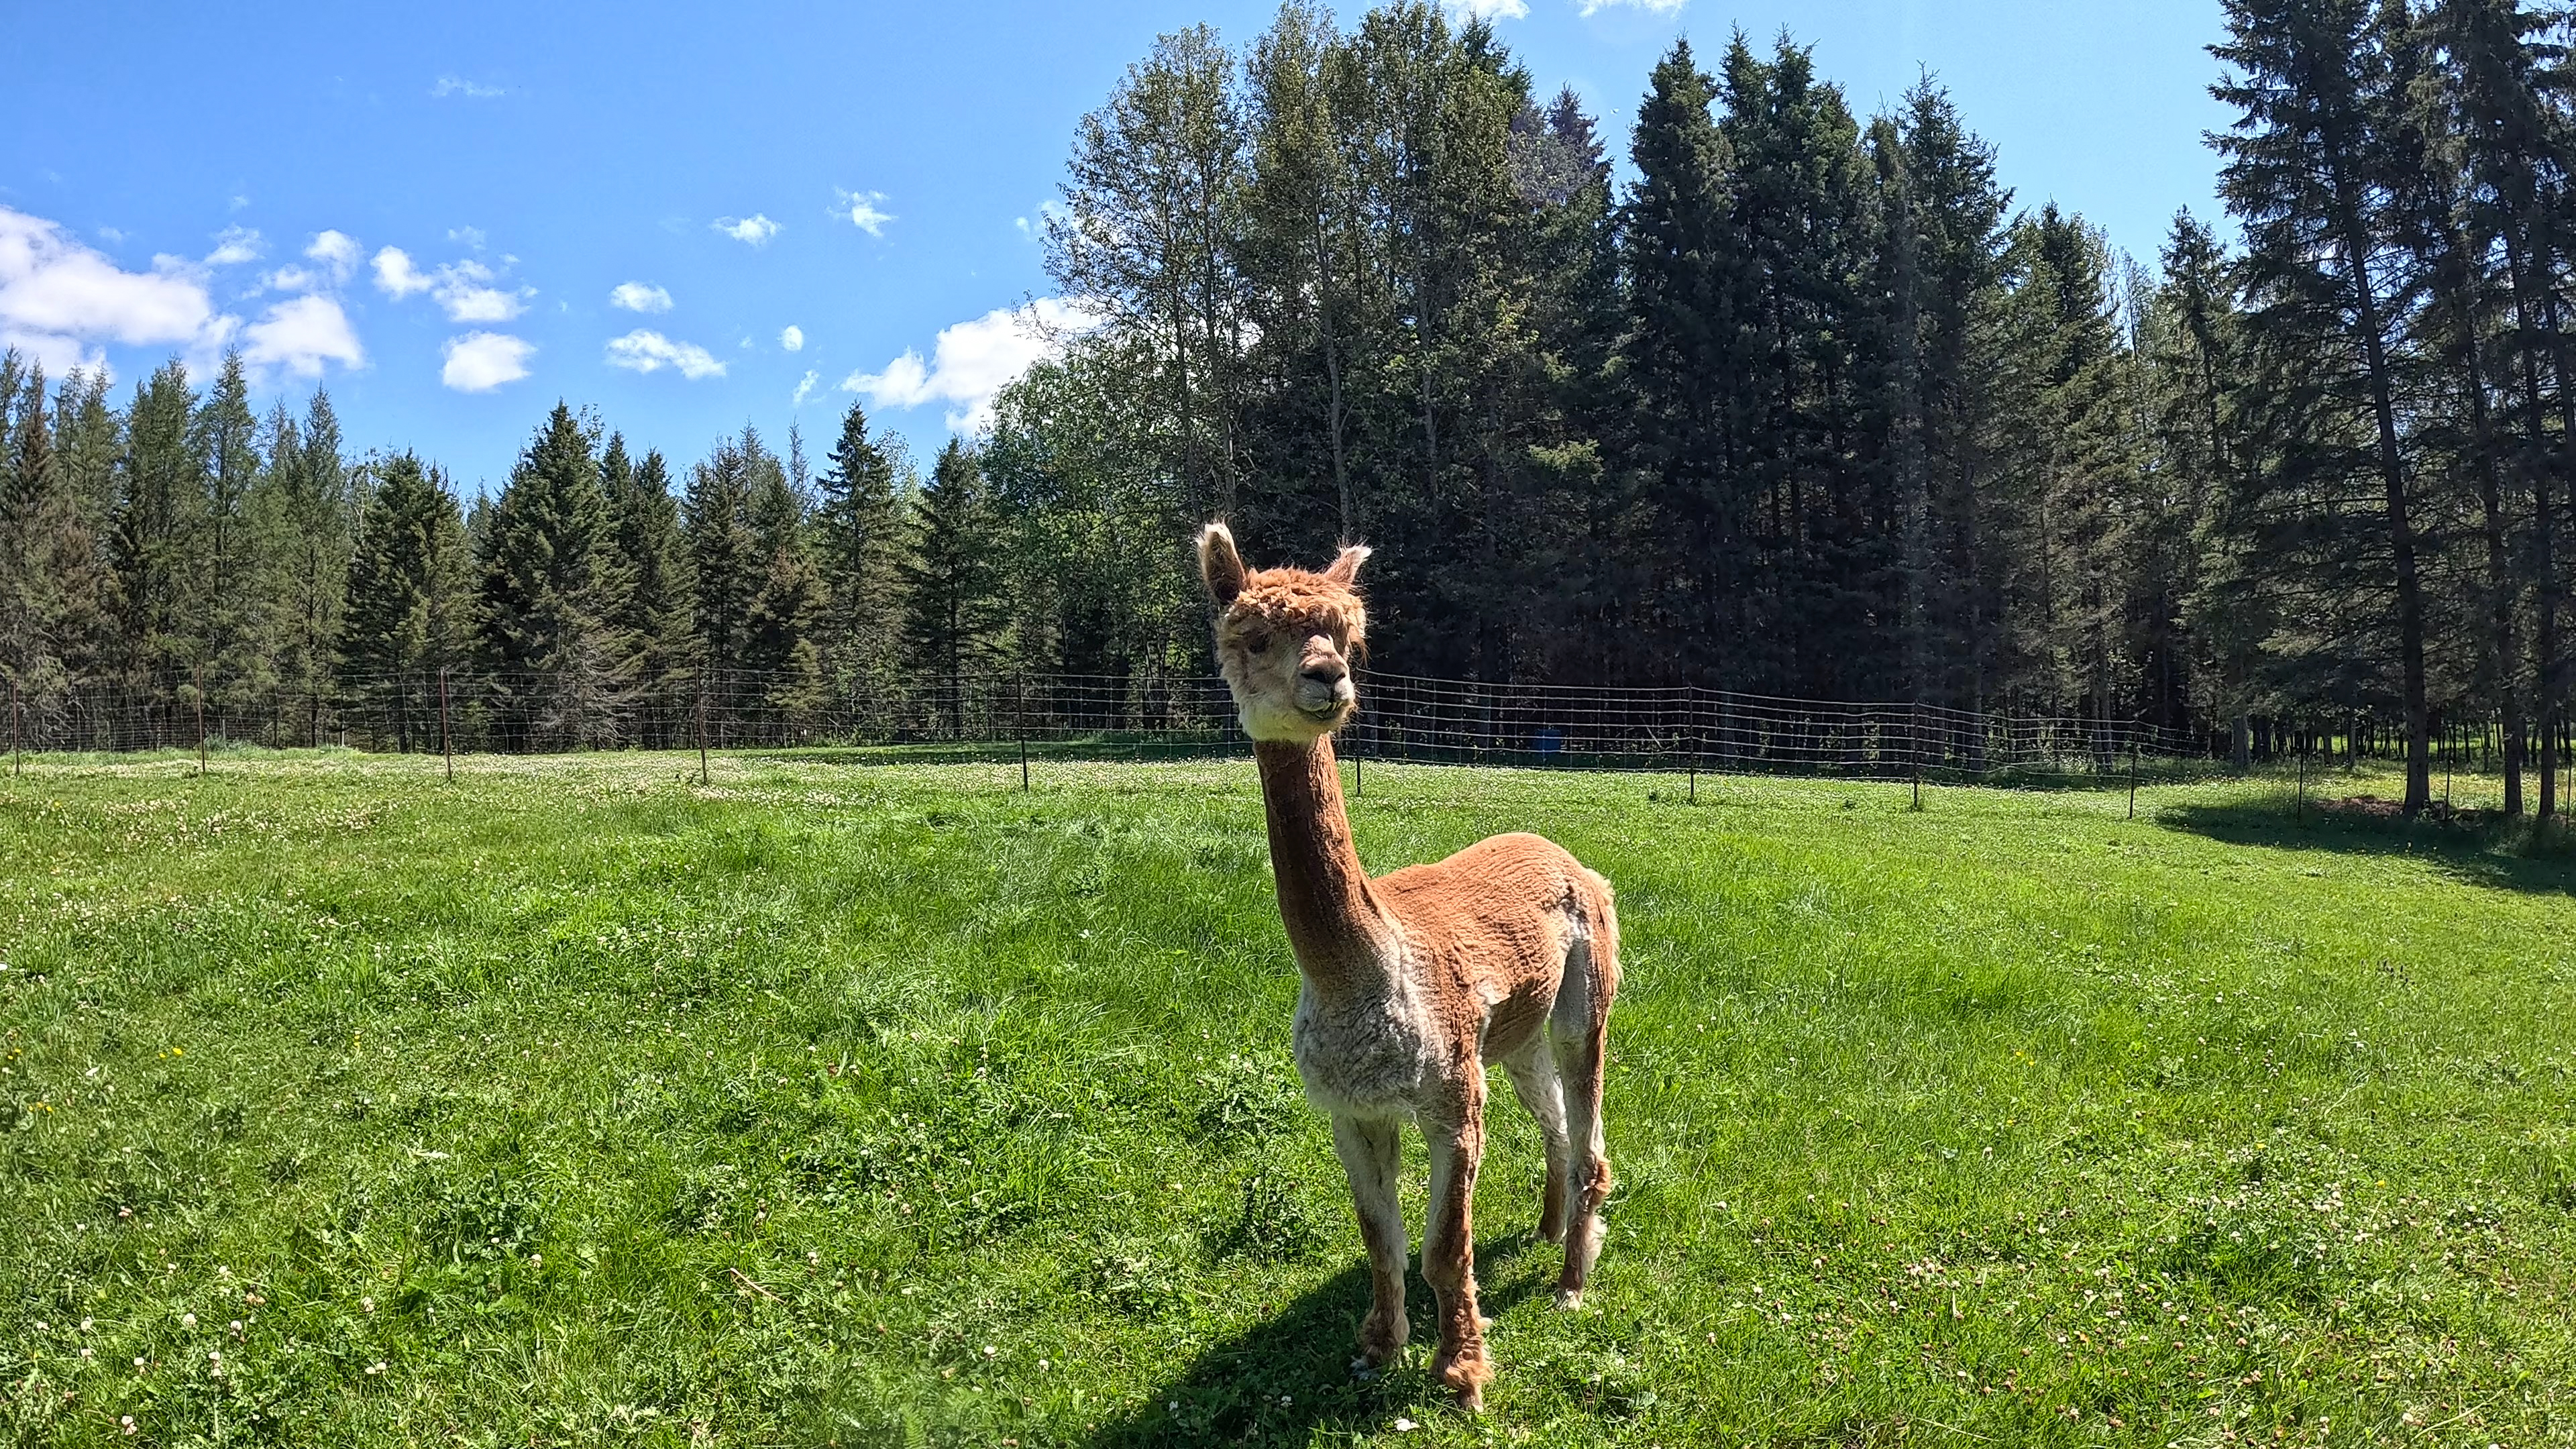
[[1322, 543, 1372, 586], [1198, 521, 1246, 605]]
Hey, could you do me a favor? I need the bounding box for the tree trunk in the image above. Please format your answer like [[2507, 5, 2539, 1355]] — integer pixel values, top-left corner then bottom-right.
[[2332, 191, 2432, 814]]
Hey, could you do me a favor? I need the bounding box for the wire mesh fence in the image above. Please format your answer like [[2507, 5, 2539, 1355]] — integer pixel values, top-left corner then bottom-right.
[[3, 665, 2222, 787]]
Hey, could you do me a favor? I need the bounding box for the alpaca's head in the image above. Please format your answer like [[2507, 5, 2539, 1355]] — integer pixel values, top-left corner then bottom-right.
[[1197, 521, 1370, 744]]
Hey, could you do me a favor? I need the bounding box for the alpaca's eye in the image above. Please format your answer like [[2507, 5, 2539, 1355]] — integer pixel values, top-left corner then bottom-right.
[[1241, 631, 1271, 653]]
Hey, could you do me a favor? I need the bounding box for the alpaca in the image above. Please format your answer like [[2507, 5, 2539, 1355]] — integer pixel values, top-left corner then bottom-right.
[[1196, 521, 1620, 1411]]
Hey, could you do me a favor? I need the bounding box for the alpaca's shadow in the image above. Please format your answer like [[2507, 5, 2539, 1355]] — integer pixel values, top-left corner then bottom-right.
[[1080, 1232, 1556, 1446]]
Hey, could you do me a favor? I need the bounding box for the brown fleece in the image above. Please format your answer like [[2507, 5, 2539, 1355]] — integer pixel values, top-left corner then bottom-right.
[[1201, 522, 1623, 1413]]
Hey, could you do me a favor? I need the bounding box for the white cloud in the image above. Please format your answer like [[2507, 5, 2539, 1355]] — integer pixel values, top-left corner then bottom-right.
[[1576, 0, 1683, 12], [259, 264, 321, 294], [0, 205, 225, 373], [713, 214, 780, 246], [604, 328, 727, 380], [431, 260, 529, 323], [374, 250, 531, 321], [833, 189, 895, 237], [841, 296, 1101, 433], [205, 226, 263, 267], [243, 294, 364, 378], [792, 369, 820, 407], [432, 76, 503, 99], [447, 226, 487, 250], [779, 323, 804, 352], [306, 230, 360, 282], [97, 226, 125, 244], [609, 280, 673, 313], [373, 246, 434, 299], [441, 331, 533, 392], [1448, 0, 1529, 17]]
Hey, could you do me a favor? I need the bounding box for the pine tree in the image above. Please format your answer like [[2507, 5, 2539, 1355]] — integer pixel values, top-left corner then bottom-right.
[[1622, 39, 1741, 683], [900, 440, 1012, 728], [602, 435, 695, 743], [477, 403, 635, 748], [339, 453, 466, 751], [191, 349, 270, 709], [683, 429, 764, 714], [2428, 0, 2576, 817], [110, 360, 203, 698], [262, 389, 356, 745], [2214, 0, 2437, 812], [1, 363, 105, 718], [814, 400, 908, 687]]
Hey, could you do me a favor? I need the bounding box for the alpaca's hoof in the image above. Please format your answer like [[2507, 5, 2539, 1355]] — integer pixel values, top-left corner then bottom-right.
[[1435, 1349, 1493, 1411], [1554, 1287, 1584, 1311]]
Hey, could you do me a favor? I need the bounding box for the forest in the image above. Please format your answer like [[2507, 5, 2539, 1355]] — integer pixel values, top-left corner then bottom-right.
[[3, 0, 2574, 817]]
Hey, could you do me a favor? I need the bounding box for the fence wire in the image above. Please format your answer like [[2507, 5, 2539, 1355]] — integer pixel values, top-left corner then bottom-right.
[[3, 666, 2213, 785]]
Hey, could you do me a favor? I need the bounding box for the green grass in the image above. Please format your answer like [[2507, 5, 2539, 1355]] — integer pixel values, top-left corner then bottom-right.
[[3, 748, 2574, 1448]]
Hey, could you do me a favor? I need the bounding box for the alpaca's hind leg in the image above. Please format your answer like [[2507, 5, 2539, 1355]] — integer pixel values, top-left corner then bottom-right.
[[1422, 1107, 1494, 1411], [1503, 1049, 1570, 1244], [1330, 1114, 1408, 1372], [1550, 939, 1615, 1307]]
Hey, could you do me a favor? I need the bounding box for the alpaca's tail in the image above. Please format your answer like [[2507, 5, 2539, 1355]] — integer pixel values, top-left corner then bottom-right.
[[1578, 867, 1621, 1000]]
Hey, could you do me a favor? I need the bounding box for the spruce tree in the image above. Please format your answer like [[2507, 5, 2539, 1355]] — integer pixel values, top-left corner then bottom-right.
[[814, 400, 908, 688], [2214, 0, 2435, 813], [477, 403, 635, 748], [682, 430, 762, 713], [110, 360, 203, 697], [191, 349, 270, 708], [0, 364, 105, 716], [1623, 39, 1741, 682], [602, 435, 695, 742], [339, 453, 466, 751], [900, 439, 1012, 729]]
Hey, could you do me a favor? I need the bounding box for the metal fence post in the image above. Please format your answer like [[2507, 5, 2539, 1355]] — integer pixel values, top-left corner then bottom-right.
[[696, 671, 710, 786], [9, 677, 19, 779], [194, 663, 207, 776], [439, 667, 454, 783], [2127, 729, 2141, 820]]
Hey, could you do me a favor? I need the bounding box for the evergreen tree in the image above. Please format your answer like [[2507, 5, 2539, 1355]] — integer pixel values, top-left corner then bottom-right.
[[263, 389, 356, 745], [477, 403, 635, 748], [1, 364, 106, 716], [110, 360, 203, 696], [682, 428, 764, 711], [2214, 0, 2436, 812], [900, 439, 1012, 727], [339, 453, 467, 751], [191, 349, 270, 708], [1622, 38, 1741, 683], [814, 399, 908, 686], [602, 435, 695, 743]]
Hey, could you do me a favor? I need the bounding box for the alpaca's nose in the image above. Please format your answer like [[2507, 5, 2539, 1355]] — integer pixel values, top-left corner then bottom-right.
[[1300, 660, 1348, 688]]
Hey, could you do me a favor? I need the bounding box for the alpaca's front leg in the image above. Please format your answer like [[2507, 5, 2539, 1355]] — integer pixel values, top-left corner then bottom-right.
[[1329, 1114, 1407, 1371], [1423, 1109, 1494, 1410]]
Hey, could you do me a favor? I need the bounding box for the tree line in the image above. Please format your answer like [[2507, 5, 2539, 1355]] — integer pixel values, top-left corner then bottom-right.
[[0, 354, 1012, 751], [4, 0, 2575, 816]]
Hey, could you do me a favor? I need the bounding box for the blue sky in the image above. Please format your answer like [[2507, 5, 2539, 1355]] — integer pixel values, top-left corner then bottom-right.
[[5, 0, 2230, 494]]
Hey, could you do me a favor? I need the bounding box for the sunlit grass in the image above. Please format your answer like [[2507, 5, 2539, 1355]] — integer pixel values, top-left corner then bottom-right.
[[3, 749, 2572, 1446]]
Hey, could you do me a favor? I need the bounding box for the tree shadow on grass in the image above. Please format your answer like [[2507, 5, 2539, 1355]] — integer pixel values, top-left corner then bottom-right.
[[2155, 792, 2576, 896], [1079, 1232, 1556, 1447]]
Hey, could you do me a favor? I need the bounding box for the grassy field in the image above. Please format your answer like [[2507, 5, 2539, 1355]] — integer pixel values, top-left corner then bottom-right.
[[3, 747, 2573, 1448]]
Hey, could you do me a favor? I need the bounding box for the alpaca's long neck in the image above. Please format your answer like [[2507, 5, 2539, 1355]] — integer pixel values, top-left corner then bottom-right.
[[1254, 736, 1395, 986]]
